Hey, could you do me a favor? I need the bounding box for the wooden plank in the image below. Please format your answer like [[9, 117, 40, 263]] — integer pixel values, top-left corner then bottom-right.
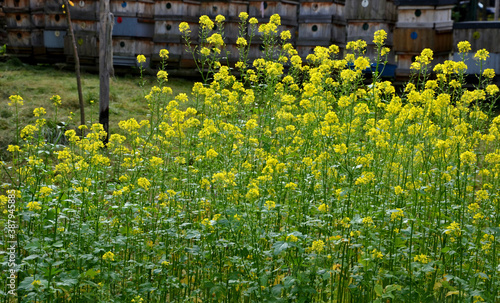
[[5, 13, 31, 29], [345, 0, 396, 21]]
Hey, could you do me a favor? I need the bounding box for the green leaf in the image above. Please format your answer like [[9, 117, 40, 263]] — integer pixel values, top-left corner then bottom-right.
[[374, 284, 383, 297]]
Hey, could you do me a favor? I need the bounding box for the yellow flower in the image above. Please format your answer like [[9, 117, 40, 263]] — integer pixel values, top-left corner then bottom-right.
[[486, 84, 499, 95], [206, 148, 218, 158], [8, 95, 23, 106], [311, 240, 325, 253], [280, 30, 291, 41], [457, 41, 471, 53], [445, 221, 461, 236], [33, 107, 46, 117], [390, 208, 404, 221], [270, 14, 281, 25], [179, 22, 190, 34], [394, 186, 403, 195], [236, 37, 247, 47], [31, 280, 42, 287], [159, 49, 169, 59], [371, 249, 383, 259], [286, 234, 298, 242], [249, 17, 258, 24], [27, 201, 42, 211], [318, 203, 328, 212], [138, 177, 151, 190], [414, 254, 429, 264], [239, 12, 249, 21], [102, 251, 115, 261], [51, 95, 62, 106], [199, 15, 214, 30], [483, 68, 495, 79], [207, 33, 224, 47], [264, 200, 276, 210], [362, 216, 374, 225], [136, 54, 146, 64], [474, 49, 489, 61], [460, 150, 477, 165], [373, 29, 387, 45], [157, 70, 168, 81], [215, 15, 225, 23]]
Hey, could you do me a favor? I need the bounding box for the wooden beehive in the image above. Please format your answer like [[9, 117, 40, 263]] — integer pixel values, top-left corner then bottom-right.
[[113, 37, 154, 65], [453, 22, 500, 74], [345, 0, 396, 21], [393, 1, 455, 76], [297, 1, 346, 61], [248, 0, 298, 43], [137, 0, 155, 19], [154, 0, 201, 20], [3, 0, 30, 13], [5, 13, 31, 29], [68, 0, 99, 21], [113, 16, 155, 38], [110, 0, 138, 17]]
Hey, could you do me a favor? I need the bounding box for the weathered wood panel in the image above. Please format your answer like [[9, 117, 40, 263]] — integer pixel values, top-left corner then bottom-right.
[[137, 0, 155, 18], [153, 20, 199, 43], [453, 22, 500, 53], [45, 13, 68, 30], [347, 21, 393, 45], [113, 37, 154, 57], [345, 0, 396, 21], [393, 28, 452, 53], [299, 1, 343, 17], [110, 0, 138, 17], [396, 5, 453, 30], [64, 30, 98, 57], [31, 12, 45, 28], [3, 0, 30, 13], [154, 0, 201, 20], [5, 13, 31, 29], [68, 1, 99, 21], [7, 29, 32, 47], [200, 1, 248, 19], [248, 0, 298, 24]]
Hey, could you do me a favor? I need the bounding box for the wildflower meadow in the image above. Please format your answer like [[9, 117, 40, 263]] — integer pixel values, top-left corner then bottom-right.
[[1, 13, 500, 303]]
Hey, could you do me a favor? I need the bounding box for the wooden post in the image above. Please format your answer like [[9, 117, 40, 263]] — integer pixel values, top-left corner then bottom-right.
[[63, 0, 85, 128], [495, 0, 499, 20], [99, 0, 113, 144]]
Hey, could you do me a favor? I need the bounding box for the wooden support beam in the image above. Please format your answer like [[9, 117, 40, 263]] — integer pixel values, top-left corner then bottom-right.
[[99, 0, 113, 144]]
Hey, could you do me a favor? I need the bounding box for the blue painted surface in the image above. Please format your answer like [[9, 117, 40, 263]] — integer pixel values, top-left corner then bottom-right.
[[113, 17, 154, 38], [43, 30, 66, 48], [121, 1, 127, 8], [410, 31, 418, 40]]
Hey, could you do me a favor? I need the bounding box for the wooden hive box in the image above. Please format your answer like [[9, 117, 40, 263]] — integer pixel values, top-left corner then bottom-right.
[[113, 16, 155, 38], [3, 0, 30, 13], [154, 19, 200, 43], [110, 0, 138, 17], [113, 37, 154, 66], [137, 0, 155, 19], [200, 1, 248, 43], [5, 12, 31, 29], [154, 0, 201, 21], [345, 0, 396, 21], [68, 0, 99, 21]]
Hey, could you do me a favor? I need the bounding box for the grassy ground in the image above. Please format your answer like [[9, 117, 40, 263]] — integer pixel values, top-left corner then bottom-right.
[[0, 57, 194, 159]]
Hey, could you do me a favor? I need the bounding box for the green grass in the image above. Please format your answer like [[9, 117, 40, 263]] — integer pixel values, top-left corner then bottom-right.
[[0, 58, 193, 159]]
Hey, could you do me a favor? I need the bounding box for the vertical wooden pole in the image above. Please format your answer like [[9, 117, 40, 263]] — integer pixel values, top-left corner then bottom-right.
[[495, 0, 499, 20], [99, 0, 113, 144], [63, 0, 85, 128]]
